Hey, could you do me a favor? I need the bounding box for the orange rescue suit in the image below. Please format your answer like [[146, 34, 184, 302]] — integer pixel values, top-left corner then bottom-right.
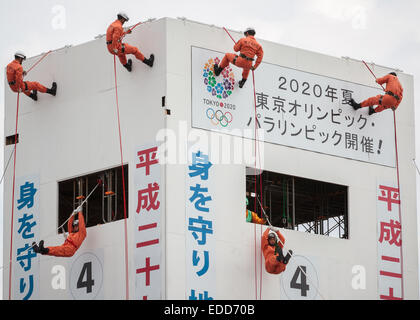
[[47, 212, 87, 257], [106, 19, 145, 65], [219, 35, 264, 80], [261, 228, 286, 274], [360, 74, 403, 113], [6, 59, 47, 97], [246, 209, 266, 224]]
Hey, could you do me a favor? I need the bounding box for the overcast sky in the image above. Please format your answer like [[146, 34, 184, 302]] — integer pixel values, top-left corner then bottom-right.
[[1, 0, 419, 299]]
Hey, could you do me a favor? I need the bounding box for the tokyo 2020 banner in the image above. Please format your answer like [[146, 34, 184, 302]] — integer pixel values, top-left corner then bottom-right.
[[191, 46, 396, 167]]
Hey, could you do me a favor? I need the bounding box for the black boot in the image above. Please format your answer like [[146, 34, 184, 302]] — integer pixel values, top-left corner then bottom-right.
[[214, 64, 223, 77], [38, 240, 49, 255], [238, 78, 247, 88], [29, 90, 37, 101], [283, 250, 293, 264], [142, 54, 154, 67], [46, 82, 57, 96], [275, 245, 285, 262], [123, 59, 132, 72], [349, 98, 361, 110], [368, 106, 376, 115]]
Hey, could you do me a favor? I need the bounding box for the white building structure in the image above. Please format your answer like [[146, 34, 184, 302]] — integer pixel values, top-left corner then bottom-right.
[[3, 17, 418, 300]]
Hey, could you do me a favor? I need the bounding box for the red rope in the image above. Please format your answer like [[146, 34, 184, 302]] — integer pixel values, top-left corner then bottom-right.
[[252, 71, 259, 300], [362, 60, 385, 91], [223, 27, 237, 44], [393, 110, 404, 299], [26, 51, 52, 75], [7, 51, 52, 298], [120, 21, 143, 42], [223, 25, 263, 300], [113, 56, 130, 300], [362, 60, 404, 299], [253, 224, 257, 299], [258, 226, 263, 301], [8, 92, 20, 300], [252, 70, 264, 300]]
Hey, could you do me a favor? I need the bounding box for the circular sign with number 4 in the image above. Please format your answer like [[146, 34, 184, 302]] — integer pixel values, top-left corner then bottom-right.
[[70, 252, 103, 300], [280, 255, 319, 300]]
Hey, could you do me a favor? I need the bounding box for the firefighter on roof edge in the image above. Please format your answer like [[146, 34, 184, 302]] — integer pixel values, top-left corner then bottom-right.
[[7, 51, 57, 101], [349, 72, 403, 115], [214, 27, 263, 89], [106, 12, 154, 72]]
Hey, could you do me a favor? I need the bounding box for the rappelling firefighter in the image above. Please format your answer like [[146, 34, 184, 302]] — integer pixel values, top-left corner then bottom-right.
[[6, 51, 57, 101], [246, 198, 266, 224], [32, 207, 86, 257], [349, 72, 403, 115], [262, 227, 293, 274], [213, 27, 263, 88], [106, 12, 154, 72]]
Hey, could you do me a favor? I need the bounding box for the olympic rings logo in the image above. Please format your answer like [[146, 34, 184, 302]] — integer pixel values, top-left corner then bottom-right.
[[206, 108, 233, 127]]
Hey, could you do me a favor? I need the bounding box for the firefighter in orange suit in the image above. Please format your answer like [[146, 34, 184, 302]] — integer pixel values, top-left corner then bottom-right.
[[214, 27, 264, 88], [7, 51, 57, 101], [32, 208, 86, 257], [349, 72, 403, 115], [106, 12, 154, 72], [245, 198, 266, 224], [262, 227, 293, 274], [246, 209, 266, 224]]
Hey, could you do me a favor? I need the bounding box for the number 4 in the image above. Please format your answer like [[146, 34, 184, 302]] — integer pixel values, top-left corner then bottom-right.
[[290, 266, 310, 297], [77, 262, 95, 293]]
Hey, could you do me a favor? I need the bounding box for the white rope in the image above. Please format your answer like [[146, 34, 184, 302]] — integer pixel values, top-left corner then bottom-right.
[[412, 159, 420, 176], [0, 145, 16, 185]]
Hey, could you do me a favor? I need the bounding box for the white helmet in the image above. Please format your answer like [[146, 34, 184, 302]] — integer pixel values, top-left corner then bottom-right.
[[244, 27, 255, 35], [117, 12, 129, 21], [14, 51, 26, 60], [268, 230, 278, 241]]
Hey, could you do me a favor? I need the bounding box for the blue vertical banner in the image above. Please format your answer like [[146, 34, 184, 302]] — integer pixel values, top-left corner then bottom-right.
[[186, 150, 215, 300], [12, 175, 40, 300]]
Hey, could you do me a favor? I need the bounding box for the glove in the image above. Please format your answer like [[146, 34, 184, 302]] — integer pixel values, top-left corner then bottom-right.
[[73, 206, 83, 215], [22, 71, 27, 77], [113, 49, 118, 54], [125, 28, 132, 34], [251, 66, 256, 71]]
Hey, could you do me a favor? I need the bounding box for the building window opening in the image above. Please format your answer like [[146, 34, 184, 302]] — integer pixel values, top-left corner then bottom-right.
[[246, 168, 348, 239], [58, 165, 128, 232]]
